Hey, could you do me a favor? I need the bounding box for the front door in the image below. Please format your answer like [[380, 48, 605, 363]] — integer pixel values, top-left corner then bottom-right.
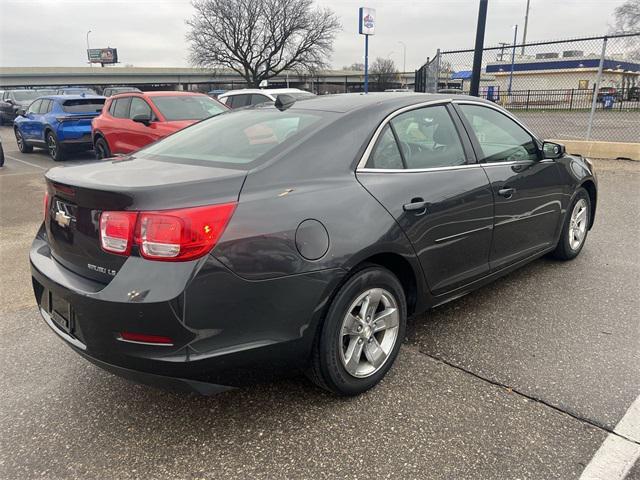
[[456, 103, 564, 270], [123, 97, 157, 151], [357, 103, 494, 295], [21, 99, 43, 141]]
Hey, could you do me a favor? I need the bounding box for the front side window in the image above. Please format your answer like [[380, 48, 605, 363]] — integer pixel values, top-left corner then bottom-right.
[[458, 104, 539, 163], [129, 97, 152, 119], [250, 94, 270, 106], [137, 108, 327, 168], [27, 100, 42, 115], [229, 94, 250, 109], [151, 95, 226, 121], [13, 90, 40, 102], [389, 105, 466, 169], [112, 97, 132, 118]]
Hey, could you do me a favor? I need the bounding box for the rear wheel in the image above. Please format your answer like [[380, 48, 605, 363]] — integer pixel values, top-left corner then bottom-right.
[[551, 187, 591, 260], [15, 128, 33, 153], [94, 136, 111, 160], [46, 131, 64, 161], [307, 265, 406, 396]]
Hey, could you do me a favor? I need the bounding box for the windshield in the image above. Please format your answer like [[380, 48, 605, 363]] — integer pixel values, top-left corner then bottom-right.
[[13, 91, 40, 102], [151, 95, 227, 121], [137, 108, 329, 168], [62, 98, 105, 113]]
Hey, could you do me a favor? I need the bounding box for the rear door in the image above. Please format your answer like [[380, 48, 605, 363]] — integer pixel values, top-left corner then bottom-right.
[[455, 102, 564, 270], [33, 99, 52, 141], [356, 102, 494, 295]]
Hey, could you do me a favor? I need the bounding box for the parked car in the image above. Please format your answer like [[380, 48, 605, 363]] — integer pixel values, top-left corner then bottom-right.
[[92, 91, 227, 159], [37, 89, 57, 96], [207, 89, 227, 98], [596, 87, 618, 102], [31, 93, 597, 396], [102, 86, 142, 97], [218, 88, 315, 109], [0, 89, 42, 124], [628, 86, 640, 101], [14, 95, 105, 161], [56, 87, 97, 96]]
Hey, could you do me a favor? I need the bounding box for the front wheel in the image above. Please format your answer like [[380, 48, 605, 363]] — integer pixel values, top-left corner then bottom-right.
[[307, 266, 406, 396], [551, 187, 591, 260], [15, 128, 33, 153], [46, 131, 64, 161]]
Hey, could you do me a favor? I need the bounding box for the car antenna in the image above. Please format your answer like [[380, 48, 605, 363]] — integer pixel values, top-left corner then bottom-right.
[[275, 94, 296, 111]]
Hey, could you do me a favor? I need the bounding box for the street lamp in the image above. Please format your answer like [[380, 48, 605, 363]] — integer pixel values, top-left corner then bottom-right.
[[398, 41, 407, 87], [86, 30, 92, 68]]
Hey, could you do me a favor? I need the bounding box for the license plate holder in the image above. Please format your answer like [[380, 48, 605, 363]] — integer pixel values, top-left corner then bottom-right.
[[49, 292, 74, 335]]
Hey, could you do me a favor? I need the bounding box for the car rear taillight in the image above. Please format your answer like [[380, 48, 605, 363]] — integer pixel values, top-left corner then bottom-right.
[[99, 203, 236, 261], [100, 211, 137, 255], [43, 191, 50, 220]]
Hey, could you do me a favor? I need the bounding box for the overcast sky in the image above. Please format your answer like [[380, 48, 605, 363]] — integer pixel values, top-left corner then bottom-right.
[[0, 0, 626, 70]]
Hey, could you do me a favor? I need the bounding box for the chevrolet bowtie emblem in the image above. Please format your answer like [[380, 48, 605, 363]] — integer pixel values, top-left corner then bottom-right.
[[55, 210, 72, 228]]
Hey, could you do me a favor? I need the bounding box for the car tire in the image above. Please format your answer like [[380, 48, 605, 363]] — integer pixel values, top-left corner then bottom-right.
[[14, 128, 33, 153], [307, 265, 407, 396], [0, 141, 4, 167], [46, 131, 64, 161], [94, 136, 111, 160], [551, 187, 591, 261]]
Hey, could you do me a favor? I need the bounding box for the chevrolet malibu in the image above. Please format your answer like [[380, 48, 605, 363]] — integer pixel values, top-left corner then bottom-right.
[[30, 93, 597, 396]]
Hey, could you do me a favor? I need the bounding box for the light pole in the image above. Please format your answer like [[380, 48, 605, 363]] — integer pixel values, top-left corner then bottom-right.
[[398, 41, 407, 87], [521, 0, 531, 56], [508, 24, 518, 95], [86, 30, 92, 68]]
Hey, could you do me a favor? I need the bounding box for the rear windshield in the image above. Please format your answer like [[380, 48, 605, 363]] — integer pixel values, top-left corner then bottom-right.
[[137, 108, 329, 168], [63, 88, 97, 95], [151, 95, 227, 121], [12, 90, 40, 102], [62, 98, 105, 113]]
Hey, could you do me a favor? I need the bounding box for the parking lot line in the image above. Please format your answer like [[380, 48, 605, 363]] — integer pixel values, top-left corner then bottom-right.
[[580, 393, 640, 480], [5, 154, 47, 170]]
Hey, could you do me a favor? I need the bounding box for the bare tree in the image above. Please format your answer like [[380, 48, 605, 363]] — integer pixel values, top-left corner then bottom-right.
[[342, 62, 365, 71], [612, 0, 640, 33], [369, 57, 399, 91], [187, 0, 341, 87]]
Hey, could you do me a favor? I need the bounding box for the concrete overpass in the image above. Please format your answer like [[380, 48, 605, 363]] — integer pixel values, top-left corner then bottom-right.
[[0, 66, 414, 92]]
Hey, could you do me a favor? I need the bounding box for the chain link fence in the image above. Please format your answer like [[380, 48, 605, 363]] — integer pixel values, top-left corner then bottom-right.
[[416, 33, 640, 143]]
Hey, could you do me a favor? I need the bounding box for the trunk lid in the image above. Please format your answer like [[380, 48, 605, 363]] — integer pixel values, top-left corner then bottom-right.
[[45, 156, 246, 283]]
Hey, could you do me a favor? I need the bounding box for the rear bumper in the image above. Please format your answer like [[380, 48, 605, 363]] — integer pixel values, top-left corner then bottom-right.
[[57, 124, 93, 145], [30, 233, 345, 393]]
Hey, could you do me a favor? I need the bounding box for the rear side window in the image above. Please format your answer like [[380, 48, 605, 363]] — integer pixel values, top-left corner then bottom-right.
[[62, 98, 105, 113], [367, 125, 404, 169], [112, 97, 132, 118], [38, 99, 52, 114], [138, 108, 327, 168]]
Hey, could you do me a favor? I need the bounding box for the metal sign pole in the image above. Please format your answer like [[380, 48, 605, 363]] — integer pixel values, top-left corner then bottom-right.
[[586, 37, 608, 141], [364, 35, 369, 94]]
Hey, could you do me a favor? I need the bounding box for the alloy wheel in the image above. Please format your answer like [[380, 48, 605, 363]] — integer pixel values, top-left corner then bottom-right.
[[16, 130, 24, 149], [569, 198, 588, 250], [47, 134, 57, 158], [339, 288, 400, 378]]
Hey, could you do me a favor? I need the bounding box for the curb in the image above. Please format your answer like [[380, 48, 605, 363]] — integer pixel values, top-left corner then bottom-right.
[[550, 139, 640, 161]]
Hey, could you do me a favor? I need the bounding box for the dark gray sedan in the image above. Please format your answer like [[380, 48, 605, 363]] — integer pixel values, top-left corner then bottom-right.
[[30, 93, 597, 396]]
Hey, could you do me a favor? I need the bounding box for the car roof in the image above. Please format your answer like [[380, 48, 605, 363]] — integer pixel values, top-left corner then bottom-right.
[[220, 88, 309, 98], [110, 91, 208, 98], [40, 95, 106, 101], [273, 92, 494, 114]]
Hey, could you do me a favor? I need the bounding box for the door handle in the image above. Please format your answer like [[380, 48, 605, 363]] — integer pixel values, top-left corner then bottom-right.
[[403, 198, 430, 213], [498, 187, 516, 198]]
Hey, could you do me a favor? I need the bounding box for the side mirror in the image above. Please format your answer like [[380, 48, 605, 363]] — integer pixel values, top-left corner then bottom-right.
[[6, 99, 14, 105], [132, 114, 151, 126], [16, 108, 26, 116], [542, 141, 565, 160]]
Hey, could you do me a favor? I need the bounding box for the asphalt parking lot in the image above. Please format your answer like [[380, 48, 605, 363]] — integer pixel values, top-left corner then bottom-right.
[[0, 125, 638, 479]]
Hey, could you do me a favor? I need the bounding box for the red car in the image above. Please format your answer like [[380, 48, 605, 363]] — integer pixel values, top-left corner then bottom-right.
[[92, 91, 228, 159]]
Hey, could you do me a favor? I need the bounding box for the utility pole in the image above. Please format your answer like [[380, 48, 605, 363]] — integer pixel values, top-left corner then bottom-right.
[[497, 42, 509, 62], [398, 41, 407, 87], [470, 0, 488, 97], [508, 24, 518, 94], [521, 0, 531, 55]]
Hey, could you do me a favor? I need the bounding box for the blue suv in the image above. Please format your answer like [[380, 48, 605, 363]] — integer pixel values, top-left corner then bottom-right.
[[14, 95, 105, 161]]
